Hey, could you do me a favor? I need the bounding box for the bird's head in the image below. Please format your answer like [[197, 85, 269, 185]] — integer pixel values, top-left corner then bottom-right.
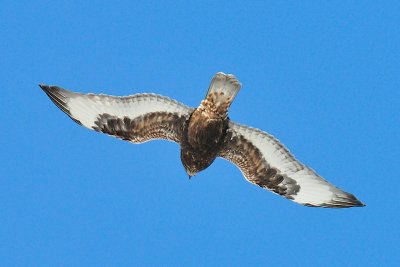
[[185, 167, 198, 179], [180, 150, 214, 178]]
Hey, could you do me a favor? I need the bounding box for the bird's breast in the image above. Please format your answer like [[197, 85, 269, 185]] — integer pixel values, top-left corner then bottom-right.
[[186, 111, 228, 155]]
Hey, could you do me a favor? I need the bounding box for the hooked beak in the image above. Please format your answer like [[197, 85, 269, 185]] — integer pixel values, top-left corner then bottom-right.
[[185, 169, 197, 179]]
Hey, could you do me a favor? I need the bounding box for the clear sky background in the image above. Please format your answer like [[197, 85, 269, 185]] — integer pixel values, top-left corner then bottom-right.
[[1, 1, 399, 266]]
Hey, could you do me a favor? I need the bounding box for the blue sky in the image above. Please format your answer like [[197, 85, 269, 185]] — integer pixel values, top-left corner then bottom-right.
[[1, 1, 399, 266]]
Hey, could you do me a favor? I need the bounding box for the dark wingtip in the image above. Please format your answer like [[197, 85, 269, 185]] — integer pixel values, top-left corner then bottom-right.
[[39, 84, 49, 91], [303, 193, 366, 208], [39, 84, 83, 126], [39, 84, 56, 97], [345, 193, 366, 208], [353, 199, 366, 207], [326, 191, 366, 208], [40, 84, 68, 112]]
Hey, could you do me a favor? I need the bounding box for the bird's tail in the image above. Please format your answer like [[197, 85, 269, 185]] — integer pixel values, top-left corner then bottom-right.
[[204, 72, 241, 113]]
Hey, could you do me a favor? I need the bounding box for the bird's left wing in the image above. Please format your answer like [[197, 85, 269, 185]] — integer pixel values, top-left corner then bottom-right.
[[219, 121, 365, 208], [40, 85, 194, 144]]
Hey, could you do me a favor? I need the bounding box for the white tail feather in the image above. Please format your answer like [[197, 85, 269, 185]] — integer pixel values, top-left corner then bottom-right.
[[205, 72, 241, 112]]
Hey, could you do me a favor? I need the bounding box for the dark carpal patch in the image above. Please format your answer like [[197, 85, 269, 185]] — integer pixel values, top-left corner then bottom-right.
[[219, 133, 300, 198], [92, 112, 187, 143]]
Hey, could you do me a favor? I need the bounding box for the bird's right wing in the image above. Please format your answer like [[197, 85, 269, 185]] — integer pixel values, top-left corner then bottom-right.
[[219, 121, 365, 208], [40, 85, 194, 144]]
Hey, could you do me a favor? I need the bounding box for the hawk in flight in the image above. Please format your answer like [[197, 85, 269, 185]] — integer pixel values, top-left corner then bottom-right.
[[40, 72, 365, 208]]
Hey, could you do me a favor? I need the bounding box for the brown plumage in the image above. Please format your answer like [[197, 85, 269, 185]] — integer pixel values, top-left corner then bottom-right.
[[180, 73, 239, 177], [40, 72, 365, 208]]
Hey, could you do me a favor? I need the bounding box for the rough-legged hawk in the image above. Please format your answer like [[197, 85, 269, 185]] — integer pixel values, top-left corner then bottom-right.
[[40, 72, 365, 208]]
